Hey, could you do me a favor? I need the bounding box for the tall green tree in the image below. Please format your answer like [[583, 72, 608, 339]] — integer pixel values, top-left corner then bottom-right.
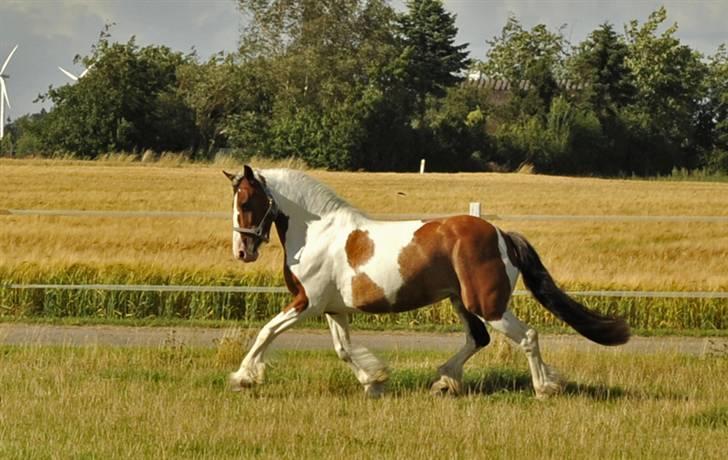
[[398, 0, 470, 101], [396, 0, 472, 168], [569, 23, 636, 118], [623, 6, 708, 172], [233, 0, 412, 169], [481, 16, 567, 83], [481, 17, 567, 119], [699, 45, 728, 171]]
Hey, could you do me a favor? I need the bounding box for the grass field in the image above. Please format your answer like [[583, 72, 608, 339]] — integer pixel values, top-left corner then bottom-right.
[[1, 157, 727, 328], [1, 336, 727, 458]]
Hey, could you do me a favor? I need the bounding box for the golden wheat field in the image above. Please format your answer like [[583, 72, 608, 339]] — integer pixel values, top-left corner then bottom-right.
[[1, 157, 727, 291]]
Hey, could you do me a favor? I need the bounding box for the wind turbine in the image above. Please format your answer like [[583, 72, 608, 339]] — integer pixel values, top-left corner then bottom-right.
[[58, 63, 94, 82], [0, 44, 18, 140]]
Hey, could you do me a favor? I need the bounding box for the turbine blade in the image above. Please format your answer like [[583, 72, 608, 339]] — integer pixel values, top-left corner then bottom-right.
[[1, 80, 10, 109], [79, 63, 95, 79], [0, 44, 18, 75], [58, 66, 78, 81]]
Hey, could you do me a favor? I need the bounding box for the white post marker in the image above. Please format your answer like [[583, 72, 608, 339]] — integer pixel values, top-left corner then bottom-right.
[[469, 202, 481, 218], [419, 159, 426, 174]]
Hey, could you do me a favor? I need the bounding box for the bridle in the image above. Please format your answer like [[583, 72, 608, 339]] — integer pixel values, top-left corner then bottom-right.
[[232, 176, 280, 245]]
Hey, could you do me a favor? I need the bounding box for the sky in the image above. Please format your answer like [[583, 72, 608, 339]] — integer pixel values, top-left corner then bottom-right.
[[0, 0, 726, 121]]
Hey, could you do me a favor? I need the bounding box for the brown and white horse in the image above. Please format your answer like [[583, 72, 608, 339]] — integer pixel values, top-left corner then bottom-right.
[[224, 166, 630, 398]]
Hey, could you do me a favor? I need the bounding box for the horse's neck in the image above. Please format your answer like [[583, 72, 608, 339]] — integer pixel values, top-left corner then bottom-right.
[[264, 169, 366, 262], [273, 196, 363, 266]]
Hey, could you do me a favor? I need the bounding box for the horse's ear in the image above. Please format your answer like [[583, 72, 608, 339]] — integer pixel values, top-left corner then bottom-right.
[[223, 170, 236, 182], [243, 165, 255, 182]]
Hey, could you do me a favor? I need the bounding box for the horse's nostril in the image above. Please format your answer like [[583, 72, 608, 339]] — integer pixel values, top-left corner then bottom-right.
[[238, 250, 246, 259]]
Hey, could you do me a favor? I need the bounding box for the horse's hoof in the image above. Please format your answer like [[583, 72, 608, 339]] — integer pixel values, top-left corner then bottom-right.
[[534, 380, 564, 400], [430, 375, 462, 397], [364, 382, 386, 399], [228, 373, 254, 392]]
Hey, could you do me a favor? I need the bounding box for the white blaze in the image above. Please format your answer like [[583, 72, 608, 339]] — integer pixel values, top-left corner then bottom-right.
[[232, 191, 244, 257]]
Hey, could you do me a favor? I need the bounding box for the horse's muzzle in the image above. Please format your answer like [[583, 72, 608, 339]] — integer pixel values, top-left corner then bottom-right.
[[238, 249, 259, 263]]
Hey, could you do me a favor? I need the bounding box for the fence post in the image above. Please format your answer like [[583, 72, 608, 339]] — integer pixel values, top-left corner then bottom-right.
[[419, 159, 426, 174], [469, 202, 481, 217]]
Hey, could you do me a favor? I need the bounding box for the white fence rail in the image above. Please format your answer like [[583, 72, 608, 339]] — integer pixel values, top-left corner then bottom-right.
[[3, 208, 728, 223], [2, 283, 727, 299]]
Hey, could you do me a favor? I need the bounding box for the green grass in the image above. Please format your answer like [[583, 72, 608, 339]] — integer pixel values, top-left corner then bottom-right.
[[1, 340, 727, 458]]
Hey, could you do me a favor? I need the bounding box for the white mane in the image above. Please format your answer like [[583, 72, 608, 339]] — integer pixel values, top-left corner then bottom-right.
[[259, 169, 363, 218]]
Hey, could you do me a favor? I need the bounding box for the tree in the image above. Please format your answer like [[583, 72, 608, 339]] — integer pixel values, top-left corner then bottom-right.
[[569, 23, 636, 118], [233, 0, 413, 169], [37, 27, 196, 157], [623, 7, 708, 172], [398, 0, 470, 101], [482, 16, 567, 83], [481, 17, 567, 119], [698, 45, 728, 172]]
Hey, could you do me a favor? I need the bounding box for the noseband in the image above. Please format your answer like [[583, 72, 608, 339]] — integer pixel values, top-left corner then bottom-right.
[[232, 176, 279, 244]]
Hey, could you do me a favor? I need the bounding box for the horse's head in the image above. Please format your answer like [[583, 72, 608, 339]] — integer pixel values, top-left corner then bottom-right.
[[223, 165, 279, 263]]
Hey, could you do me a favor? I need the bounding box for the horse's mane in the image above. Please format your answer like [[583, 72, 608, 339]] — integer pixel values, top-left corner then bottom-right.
[[260, 169, 362, 217]]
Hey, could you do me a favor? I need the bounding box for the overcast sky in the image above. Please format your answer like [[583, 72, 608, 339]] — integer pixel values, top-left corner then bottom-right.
[[1, 0, 726, 120]]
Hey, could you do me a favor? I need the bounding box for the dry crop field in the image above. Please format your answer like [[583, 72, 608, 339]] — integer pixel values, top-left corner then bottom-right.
[[1, 336, 727, 458], [1, 157, 727, 329]]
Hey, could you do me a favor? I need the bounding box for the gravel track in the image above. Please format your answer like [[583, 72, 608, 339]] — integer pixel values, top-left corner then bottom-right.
[[1, 324, 726, 356]]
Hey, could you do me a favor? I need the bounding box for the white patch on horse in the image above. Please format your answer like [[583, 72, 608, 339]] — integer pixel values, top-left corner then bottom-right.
[[496, 228, 519, 291], [350, 221, 425, 305]]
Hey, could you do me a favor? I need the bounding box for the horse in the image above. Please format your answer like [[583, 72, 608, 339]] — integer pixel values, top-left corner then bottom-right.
[[223, 165, 630, 398]]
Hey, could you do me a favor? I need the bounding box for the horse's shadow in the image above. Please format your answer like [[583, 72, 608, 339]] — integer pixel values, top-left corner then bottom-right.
[[388, 367, 635, 401]]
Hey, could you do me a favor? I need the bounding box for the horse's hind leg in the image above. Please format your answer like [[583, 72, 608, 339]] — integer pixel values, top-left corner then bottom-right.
[[326, 313, 389, 398], [488, 310, 564, 399], [431, 297, 490, 396]]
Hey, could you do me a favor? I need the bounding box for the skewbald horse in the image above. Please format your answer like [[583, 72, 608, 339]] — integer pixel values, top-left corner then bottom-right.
[[224, 166, 630, 398]]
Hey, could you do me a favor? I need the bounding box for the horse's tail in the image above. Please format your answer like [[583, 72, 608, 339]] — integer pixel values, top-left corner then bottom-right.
[[504, 231, 630, 346]]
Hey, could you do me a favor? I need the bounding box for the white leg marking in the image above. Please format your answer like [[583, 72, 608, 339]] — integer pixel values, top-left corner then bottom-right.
[[431, 299, 483, 396], [229, 308, 310, 391], [326, 313, 389, 398], [488, 310, 564, 399]]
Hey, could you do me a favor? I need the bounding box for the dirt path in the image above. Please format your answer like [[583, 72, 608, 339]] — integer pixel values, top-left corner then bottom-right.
[[1, 323, 726, 356]]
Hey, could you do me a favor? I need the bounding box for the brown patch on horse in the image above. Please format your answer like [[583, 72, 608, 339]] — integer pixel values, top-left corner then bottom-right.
[[345, 229, 374, 269], [276, 213, 309, 313], [351, 272, 391, 313], [395, 220, 458, 309], [396, 216, 512, 321]]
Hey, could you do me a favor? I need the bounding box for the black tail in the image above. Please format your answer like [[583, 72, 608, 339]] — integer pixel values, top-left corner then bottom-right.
[[504, 232, 630, 346]]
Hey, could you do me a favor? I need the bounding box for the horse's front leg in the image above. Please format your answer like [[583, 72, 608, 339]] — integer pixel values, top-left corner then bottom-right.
[[229, 305, 313, 391], [326, 313, 389, 398]]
